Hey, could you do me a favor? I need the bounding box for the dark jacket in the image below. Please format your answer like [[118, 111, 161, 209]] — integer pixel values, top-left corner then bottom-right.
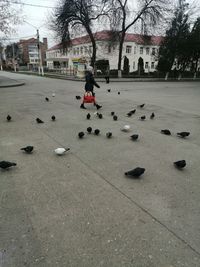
[[85, 72, 100, 92]]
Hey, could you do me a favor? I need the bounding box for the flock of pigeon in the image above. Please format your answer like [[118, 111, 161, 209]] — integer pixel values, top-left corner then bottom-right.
[[0, 88, 190, 179]]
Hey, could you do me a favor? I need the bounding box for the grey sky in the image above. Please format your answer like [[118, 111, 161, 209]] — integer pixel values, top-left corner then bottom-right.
[[7, 0, 200, 49]]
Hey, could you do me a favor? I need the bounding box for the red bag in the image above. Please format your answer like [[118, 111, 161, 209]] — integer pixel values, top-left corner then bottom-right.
[[83, 92, 95, 103]]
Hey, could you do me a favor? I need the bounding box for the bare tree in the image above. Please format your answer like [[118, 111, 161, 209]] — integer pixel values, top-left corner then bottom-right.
[[52, 0, 110, 67], [0, 0, 22, 35], [110, 0, 169, 77]]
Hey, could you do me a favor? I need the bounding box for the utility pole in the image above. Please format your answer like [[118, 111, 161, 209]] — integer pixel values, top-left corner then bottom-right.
[[12, 43, 16, 72], [37, 29, 44, 76]]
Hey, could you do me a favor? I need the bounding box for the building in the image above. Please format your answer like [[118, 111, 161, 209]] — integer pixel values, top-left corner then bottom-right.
[[18, 37, 48, 69], [46, 30, 163, 75]]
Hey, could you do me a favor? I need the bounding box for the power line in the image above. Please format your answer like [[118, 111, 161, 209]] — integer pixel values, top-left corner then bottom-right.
[[1, 0, 55, 8]]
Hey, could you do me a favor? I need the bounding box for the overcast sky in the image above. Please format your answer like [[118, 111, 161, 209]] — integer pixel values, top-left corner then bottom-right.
[[7, 0, 200, 49]]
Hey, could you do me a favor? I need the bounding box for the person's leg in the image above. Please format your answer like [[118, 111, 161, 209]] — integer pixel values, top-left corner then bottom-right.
[[80, 91, 86, 109]]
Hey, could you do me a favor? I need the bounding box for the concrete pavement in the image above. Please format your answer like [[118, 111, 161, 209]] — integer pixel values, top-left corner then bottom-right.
[[0, 72, 200, 267]]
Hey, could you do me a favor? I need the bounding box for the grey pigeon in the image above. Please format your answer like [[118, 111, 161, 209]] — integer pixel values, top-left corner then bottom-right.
[[51, 115, 56, 121], [125, 167, 145, 178], [87, 127, 92, 133], [7, 115, 11, 121], [20, 146, 34, 153], [130, 134, 139, 141], [36, 118, 44, 123], [78, 132, 85, 138], [0, 161, 17, 170], [177, 132, 190, 138], [150, 112, 155, 119], [106, 132, 112, 138], [161, 129, 171, 135], [174, 160, 186, 169]]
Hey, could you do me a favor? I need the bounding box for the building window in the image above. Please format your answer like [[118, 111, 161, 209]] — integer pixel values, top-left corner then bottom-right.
[[140, 47, 143, 54], [126, 46, 132, 53], [134, 47, 136, 54], [151, 62, 155, 69], [80, 47, 83, 54], [152, 48, 156, 55], [145, 62, 149, 69], [133, 62, 135, 69], [146, 47, 150, 55]]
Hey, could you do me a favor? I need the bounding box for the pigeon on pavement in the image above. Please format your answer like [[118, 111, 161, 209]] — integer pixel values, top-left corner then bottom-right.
[[86, 113, 91, 120], [45, 97, 49, 102], [78, 132, 85, 138], [174, 160, 186, 169], [125, 167, 145, 178], [150, 112, 155, 119], [36, 118, 44, 123], [7, 115, 11, 121], [94, 129, 100, 135], [0, 161, 17, 169], [113, 115, 118, 121], [139, 104, 145, 108], [130, 134, 139, 141], [54, 148, 70, 155], [87, 127, 92, 133], [51, 115, 56, 121], [111, 112, 115, 116], [140, 115, 146, 120], [106, 132, 112, 138], [20, 146, 34, 153], [177, 132, 190, 138], [121, 125, 131, 132], [161, 129, 171, 135], [76, 96, 81, 100]]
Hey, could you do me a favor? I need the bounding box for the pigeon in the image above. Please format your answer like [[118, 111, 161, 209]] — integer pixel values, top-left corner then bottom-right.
[[54, 147, 70, 156], [7, 115, 11, 121], [36, 118, 44, 123], [106, 132, 112, 138], [118, 92, 120, 95], [130, 134, 139, 141], [174, 160, 186, 169], [139, 104, 145, 108], [51, 115, 56, 121], [125, 167, 145, 178], [86, 113, 91, 120], [127, 112, 133, 117], [150, 112, 155, 119], [161, 129, 171, 135], [87, 127, 92, 133], [45, 97, 49, 102], [94, 129, 100, 135], [107, 89, 111, 92], [177, 132, 190, 138], [97, 113, 103, 119], [111, 112, 115, 116], [20, 146, 34, 153], [52, 93, 55, 97], [113, 115, 118, 121], [130, 109, 136, 114], [0, 161, 17, 170], [78, 132, 85, 138], [76, 95, 81, 100], [121, 125, 131, 132], [140, 115, 146, 120]]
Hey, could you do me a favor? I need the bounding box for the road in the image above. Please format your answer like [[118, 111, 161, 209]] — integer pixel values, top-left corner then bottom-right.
[[0, 72, 200, 267]]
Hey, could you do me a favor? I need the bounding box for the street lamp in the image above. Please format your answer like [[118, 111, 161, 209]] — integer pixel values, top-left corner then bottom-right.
[[23, 20, 45, 76]]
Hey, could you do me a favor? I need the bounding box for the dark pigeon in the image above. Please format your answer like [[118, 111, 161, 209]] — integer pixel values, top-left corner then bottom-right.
[[7, 115, 11, 121], [177, 132, 190, 138], [0, 161, 17, 170], [113, 115, 118, 121], [125, 167, 145, 178], [118, 92, 120, 95], [139, 104, 145, 108], [111, 112, 115, 116], [130, 134, 139, 141], [130, 109, 136, 114], [107, 89, 111, 92], [36, 118, 44, 123], [94, 129, 100, 135], [127, 112, 133, 117], [140, 115, 146, 120], [87, 127, 92, 134], [78, 132, 85, 138], [76, 96, 81, 100], [150, 112, 155, 119], [20, 146, 34, 153], [174, 160, 186, 169], [106, 132, 112, 138], [51, 115, 56, 121], [45, 97, 49, 102], [98, 113, 103, 119], [86, 113, 91, 120], [161, 129, 171, 135]]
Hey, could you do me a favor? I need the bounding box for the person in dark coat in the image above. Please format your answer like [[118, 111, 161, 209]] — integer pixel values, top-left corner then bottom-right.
[[80, 66, 102, 110]]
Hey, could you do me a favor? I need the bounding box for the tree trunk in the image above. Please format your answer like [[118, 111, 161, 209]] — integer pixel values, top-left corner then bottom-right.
[[118, 32, 125, 78], [87, 28, 96, 68]]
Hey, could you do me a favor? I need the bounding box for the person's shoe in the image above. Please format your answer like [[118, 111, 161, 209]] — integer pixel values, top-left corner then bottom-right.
[[80, 103, 86, 109], [96, 104, 102, 110]]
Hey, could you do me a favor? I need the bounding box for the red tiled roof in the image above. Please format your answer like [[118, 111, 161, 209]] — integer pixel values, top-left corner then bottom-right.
[[48, 30, 164, 51]]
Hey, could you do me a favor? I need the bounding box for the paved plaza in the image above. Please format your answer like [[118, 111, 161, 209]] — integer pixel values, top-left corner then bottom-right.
[[0, 72, 200, 267]]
